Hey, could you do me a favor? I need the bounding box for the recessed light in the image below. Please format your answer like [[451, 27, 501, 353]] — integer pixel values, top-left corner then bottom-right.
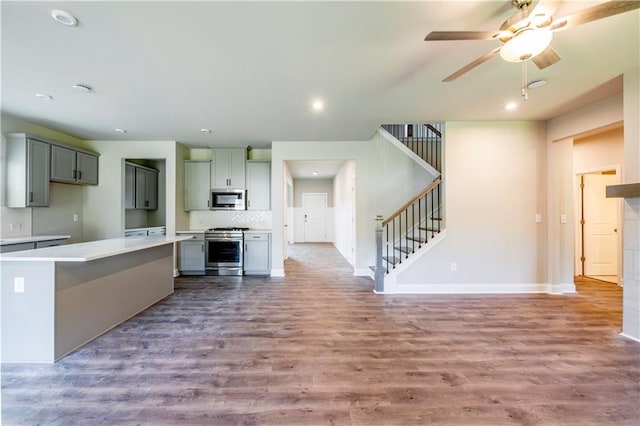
[[35, 93, 53, 101], [505, 102, 518, 110], [313, 171, 319, 175], [201, 128, 212, 134], [527, 79, 547, 89], [311, 99, 324, 112], [115, 128, 127, 134], [51, 10, 78, 26], [72, 84, 92, 92]]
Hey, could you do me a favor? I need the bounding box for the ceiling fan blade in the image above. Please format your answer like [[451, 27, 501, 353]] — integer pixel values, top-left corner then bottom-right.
[[442, 47, 502, 82], [532, 46, 561, 69], [425, 31, 499, 41], [551, 1, 640, 32]]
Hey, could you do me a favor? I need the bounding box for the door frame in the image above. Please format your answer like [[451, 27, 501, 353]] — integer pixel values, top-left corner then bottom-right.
[[574, 164, 622, 284]]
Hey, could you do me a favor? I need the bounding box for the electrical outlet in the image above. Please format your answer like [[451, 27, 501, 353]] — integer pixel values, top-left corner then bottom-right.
[[560, 214, 567, 224], [73, 214, 79, 222], [535, 214, 542, 223], [450, 262, 457, 272], [14, 277, 25, 293]]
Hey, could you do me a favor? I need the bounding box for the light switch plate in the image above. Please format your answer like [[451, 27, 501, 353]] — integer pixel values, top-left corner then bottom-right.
[[560, 214, 567, 224], [535, 214, 542, 223], [14, 277, 25, 293]]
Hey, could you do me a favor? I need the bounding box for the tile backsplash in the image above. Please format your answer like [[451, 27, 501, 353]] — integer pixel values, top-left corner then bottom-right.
[[189, 210, 272, 230]]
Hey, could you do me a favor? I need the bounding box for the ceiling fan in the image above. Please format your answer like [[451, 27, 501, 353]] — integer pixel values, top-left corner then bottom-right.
[[425, 0, 640, 82]]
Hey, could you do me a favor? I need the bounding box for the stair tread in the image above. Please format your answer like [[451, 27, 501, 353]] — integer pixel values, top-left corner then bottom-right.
[[394, 245, 413, 254], [406, 236, 424, 243], [419, 226, 440, 232], [383, 256, 400, 264]]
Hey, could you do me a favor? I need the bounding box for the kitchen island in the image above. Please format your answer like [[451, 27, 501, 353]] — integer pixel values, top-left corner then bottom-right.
[[0, 235, 191, 363]]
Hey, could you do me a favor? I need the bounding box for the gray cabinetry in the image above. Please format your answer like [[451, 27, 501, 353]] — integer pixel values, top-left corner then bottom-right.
[[126, 162, 158, 210], [5, 134, 50, 207], [184, 161, 211, 211], [212, 148, 245, 188], [246, 161, 271, 210], [50, 143, 99, 185], [244, 232, 271, 275], [124, 163, 136, 209], [135, 167, 158, 210], [178, 233, 205, 275], [0, 238, 68, 253]]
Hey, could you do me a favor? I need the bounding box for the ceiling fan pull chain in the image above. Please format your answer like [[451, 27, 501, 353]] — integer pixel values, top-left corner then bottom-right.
[[521, 60, 528, 101]]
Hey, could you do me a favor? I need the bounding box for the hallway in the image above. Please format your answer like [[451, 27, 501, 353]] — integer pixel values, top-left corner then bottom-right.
[[2, 244, 639, 425]]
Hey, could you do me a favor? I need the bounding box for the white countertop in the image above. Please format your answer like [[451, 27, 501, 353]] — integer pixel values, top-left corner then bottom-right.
[[125, 226, 166, 232], [0, 235, 192, 262], [0, 235, 71, 246], [176, 229, 206, 234]]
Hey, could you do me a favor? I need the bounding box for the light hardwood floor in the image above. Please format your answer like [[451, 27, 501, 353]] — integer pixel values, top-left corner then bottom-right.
[[2, 243, 639, 425]]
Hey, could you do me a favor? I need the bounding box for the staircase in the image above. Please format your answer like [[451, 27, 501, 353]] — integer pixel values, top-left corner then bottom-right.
[[373, 123, 444, 292]]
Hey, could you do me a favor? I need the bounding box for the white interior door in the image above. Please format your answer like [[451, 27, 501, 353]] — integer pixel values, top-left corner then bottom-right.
[[583, 173, 617, 276], [302, 193, 327, 242]]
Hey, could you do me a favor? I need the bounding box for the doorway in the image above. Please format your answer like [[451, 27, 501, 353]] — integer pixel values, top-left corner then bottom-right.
[[302, 193, 327, 242], [576, 170, 618, 283]]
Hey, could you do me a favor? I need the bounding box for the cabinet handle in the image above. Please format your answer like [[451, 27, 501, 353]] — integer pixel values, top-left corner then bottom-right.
[[73, 170, 77, 179], [29, 192, 33, 203], [207, 200, 210, 207], [78, 170, 82, 180]]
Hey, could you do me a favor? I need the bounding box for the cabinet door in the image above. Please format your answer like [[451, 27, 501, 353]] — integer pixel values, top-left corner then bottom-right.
[[35, 239, 67, 248], [135, 167, 147, 209], [27, 139, 50, 207], [76, 152, 98, 185], [145, 169, 158, 210], [125, 164, 136, 209], [228, 148, 246, 188], [244, 233, 270, 275], [246, 161, 270, 210], [0, 242, 36, 253], [185, 161, 211, 210], [179, 240, 205, 274], [212, 149, 230, 187], [50, 145, 76, 183]]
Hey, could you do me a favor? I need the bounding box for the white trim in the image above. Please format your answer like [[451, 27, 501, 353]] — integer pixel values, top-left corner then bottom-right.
[[620, 333, 640, 343], [378, 282, 553, 294], [354, 267, 372, 277], [549, 283, 577, 294], [377, 127, 441, 178], [270, 269, 285, 277], [173, 268, 179, 278]]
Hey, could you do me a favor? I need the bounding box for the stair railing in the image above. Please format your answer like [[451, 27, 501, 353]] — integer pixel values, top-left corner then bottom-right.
[[382, 123, 443, 172], [374, 176, 443, 292]]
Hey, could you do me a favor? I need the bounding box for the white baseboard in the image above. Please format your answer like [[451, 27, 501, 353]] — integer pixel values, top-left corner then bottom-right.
[[270, 269, 285, 277], [354, 268, 373, 278], [380, 282, 554, 294], [549, 283, 576, 294], [620, 333, 640, 343]]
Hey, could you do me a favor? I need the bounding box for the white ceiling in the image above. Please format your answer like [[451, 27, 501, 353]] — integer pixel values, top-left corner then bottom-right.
[[1, 1, 638, 149], [286, 160, 346, 179]]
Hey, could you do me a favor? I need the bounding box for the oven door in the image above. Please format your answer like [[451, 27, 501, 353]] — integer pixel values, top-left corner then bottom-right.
[[205, 237, 243, 275]]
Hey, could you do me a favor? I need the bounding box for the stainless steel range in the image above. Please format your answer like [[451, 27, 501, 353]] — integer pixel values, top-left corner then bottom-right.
[[204, 227, 249, 276]]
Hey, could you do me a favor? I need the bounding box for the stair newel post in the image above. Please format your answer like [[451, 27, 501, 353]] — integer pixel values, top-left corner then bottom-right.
[[375, 215, 385, 293]]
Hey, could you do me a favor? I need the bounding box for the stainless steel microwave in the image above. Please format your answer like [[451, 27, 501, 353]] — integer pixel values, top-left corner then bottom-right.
[[210, 188, 246, 210]]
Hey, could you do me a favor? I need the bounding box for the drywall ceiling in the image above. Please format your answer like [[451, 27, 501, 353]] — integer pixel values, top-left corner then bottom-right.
[[1, 1, 638, 148], [286, 160, 346, 179]]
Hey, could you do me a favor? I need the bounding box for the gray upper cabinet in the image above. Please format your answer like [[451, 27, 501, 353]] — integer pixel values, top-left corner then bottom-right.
[[50, 144, 99, 185], [246, 161, 271, 210], [5, 134, 50, 207], [184, 160, 211, 211], [211, 148, 245, 188], [135, 166, 158, 210], [124, 163, 136, 209]]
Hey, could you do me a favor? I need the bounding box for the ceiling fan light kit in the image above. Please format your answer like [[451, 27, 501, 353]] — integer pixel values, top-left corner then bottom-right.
[[499, 27, 553, 62], [424, 0, 640, 85]]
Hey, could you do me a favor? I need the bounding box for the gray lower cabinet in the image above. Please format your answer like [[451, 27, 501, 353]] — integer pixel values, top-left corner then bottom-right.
[[178, 234, 205, 275], [244, 233, 271, 275], [0, 238, 67, 253]]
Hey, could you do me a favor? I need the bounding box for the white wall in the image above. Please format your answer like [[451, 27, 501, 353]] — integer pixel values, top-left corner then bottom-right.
[[82, 140, 177, 240], [293, 179, 334, 207], [271, 130, 438, 276], [334, 160, 356, 265], [394, 121, 548, 292]]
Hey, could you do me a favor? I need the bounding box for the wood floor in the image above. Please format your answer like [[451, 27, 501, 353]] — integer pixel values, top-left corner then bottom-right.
[[2, 243, 639, 425]]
